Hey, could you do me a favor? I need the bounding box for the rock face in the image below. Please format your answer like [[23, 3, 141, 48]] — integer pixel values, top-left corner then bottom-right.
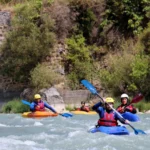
[[41, 87, 65, 112], [0, 11, 10, 45]]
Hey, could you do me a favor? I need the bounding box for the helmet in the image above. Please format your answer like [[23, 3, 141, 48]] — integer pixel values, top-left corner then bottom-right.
[[34, 94, 41, 99], [121, 93, 129, 99], [105, 97, 114, 103]]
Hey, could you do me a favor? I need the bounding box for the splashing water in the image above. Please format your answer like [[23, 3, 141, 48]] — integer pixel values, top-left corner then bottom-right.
[[0, 113, 150, 150]]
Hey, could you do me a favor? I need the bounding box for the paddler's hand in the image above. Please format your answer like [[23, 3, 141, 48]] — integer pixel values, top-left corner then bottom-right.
[[117, 107, 125, 113], [125, 119, 130, 124]]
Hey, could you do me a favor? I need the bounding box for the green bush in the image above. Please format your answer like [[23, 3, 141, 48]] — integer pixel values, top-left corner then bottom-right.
[[1, 98, 30, 113], [135, 101, 150, 112], [0, 1, 56, 83], [99, 48, 150, 95], [139, 24, 150, 54], [65, 105, 76, 111], [101, 0, 150, 36], [65, 34, 95, 89], [99, 51, 134, 94], [30, 63, 64, 90]]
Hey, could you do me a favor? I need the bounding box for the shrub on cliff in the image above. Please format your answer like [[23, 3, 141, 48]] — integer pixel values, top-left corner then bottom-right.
[[0, 1, 56, 83], [99, 50, 149, 96], [30, 63, 64, 90], [65, 34, 96, 89]]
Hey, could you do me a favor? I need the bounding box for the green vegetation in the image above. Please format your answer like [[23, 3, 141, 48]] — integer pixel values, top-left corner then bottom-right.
[[65, 105, 76, 111], [65, 34, 94, 89], [101, 0, 150, 36], [0, 0, 150, 111], [1, 98, 29, 113], [135, 101, 150, 112], [30, 63, 64, 90], [0, 1, 56, 83]]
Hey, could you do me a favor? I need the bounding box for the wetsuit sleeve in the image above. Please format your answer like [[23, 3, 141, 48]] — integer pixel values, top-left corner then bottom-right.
[[44, 102, 57, 113], [30, 102, 36, 112], [92, 102, 103, 110], [92, 102, 104, 118]]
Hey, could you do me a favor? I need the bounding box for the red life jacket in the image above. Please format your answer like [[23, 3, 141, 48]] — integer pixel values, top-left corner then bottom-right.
[[125, 105, 133, 111], [35, 101, 45, 111], [117, 106, 124, 113], [98, 112, 118, 126], [80, 106, 90, 112], [117, 105, 134, 113]]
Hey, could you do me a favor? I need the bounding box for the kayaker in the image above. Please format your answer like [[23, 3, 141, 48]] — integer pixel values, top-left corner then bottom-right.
[[30, 94, 57, 113], [92, 97, 129, 127], [117, 93, 137, 114], [80, 101, 90, 112]]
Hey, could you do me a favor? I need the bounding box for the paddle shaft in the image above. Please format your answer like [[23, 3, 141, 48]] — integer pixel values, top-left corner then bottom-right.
[[81, 79, 146, 135], [96, 93, 126, 121], [96, 92, 141, 133]]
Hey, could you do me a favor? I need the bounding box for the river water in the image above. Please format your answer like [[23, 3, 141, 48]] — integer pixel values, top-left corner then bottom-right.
[[0, 113, 150, 150]]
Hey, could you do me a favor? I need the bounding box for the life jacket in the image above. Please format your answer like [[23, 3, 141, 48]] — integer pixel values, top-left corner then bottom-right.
[[80, 106, 90, 112], [117, 106, 124, 113], [125, 105, 134, 112], [35, 101, 45, 111], [98, 111, 118, 126], [117, 105, 134, 113]]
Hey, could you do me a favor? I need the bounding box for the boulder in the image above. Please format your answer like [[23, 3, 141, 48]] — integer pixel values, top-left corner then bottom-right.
[[145, 110, 150, 114], [41, 87, 65, 113]]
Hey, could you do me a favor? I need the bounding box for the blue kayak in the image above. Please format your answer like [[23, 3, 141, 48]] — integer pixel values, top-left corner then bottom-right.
[[89, 126, 129, 135], [122, 112, 140, 122]]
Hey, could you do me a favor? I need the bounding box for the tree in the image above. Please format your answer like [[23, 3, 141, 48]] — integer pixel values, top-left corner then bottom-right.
[[0, 2, 56, 83]]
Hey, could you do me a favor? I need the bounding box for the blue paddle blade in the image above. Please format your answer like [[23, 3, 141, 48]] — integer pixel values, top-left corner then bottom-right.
[[21, 100, 31, 106], [61, 113, 73, 118], [134, 129, 147, 135], [81, 80, 97, 95]]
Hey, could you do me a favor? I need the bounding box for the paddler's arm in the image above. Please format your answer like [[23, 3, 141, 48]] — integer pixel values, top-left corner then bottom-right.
[[92, 102, 103, 110], [30, 102, 36, 112], [44, 102, 57, 113]]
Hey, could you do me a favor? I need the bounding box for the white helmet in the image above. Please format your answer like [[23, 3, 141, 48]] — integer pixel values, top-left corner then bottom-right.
[[121, 93, 129, 99]]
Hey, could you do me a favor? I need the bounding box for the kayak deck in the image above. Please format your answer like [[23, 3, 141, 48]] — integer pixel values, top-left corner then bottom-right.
[[89, 126, 129, 135], [122, 112, 140, 122], [22, 111, 58, 118], [71, 110, 96, 115]]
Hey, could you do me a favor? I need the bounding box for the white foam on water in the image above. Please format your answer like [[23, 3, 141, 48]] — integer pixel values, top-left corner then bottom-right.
[[0, 137, 37, 145], [67, 130, 81, 138], [33, 122, 43, 126], [0, 114, 150, 150], [0, 123, 9, 127]]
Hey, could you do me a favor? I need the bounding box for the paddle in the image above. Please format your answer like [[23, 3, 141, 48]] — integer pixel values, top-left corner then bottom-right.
[[81, 79, 146, 135], [22, 100, 31, 106], [130, 93, 144, 104], [21, 100, 73, 118]]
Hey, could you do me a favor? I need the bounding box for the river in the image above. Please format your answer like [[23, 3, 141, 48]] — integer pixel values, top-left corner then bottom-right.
[[0, 113, 150, 150]]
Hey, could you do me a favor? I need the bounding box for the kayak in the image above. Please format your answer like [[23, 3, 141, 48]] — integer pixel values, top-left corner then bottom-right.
[[122, 112, 140, 122], [22, 111, 58, 118], [89, 126, 129, 135], [71, 110, 96, 115]]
